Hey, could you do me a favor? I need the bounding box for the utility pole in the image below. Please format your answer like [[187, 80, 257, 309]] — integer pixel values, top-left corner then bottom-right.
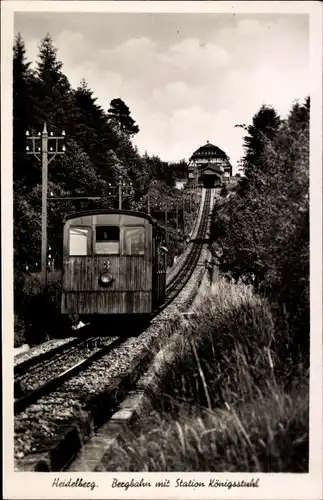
[[107, 176, 133, 210], [26, 123, 65, 288], [147, 194, 150, 214], [41, 124, 48, 287], [165, 205, 168, 247], [175, 202, 179, 238]]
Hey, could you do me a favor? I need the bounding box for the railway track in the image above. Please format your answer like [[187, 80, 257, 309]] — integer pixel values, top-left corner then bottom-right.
[[163, 188, 211, 305], [14, 189, 213, 469], [14, 336, 123, 415], [14, 337, 83, 378], [14, 334, 96, 384]]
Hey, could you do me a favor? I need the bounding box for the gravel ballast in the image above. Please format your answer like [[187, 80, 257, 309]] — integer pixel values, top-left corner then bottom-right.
[[14, 317, 179, 470], [16, 338, 116, 395], [14, 337, 77, 368]]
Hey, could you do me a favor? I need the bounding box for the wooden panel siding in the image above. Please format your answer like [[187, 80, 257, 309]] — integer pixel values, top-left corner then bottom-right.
[[62, 256, 151, 292], [61, 212, 154, 314], [62, 291, 151, 314]]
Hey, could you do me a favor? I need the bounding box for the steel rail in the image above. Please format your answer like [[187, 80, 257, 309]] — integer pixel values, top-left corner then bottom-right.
[[14, 337, 94, 383], [14, 334, 91, 378], [14, 336, 122, 415], [161, 188, 211, 309]]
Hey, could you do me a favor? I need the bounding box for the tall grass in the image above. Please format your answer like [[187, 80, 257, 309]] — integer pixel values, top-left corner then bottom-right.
[[101, 279, 308, 472]]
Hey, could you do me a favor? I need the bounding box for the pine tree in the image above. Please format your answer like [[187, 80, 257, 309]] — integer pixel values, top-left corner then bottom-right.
[[13, 33, 31, 139], [75, 79, 106, 127], [288, 97, 310, 132], [34, 33, 72, 133], [107, 98, 139, 136], [74, 79, 107, 155], [13, 33, 36, 187], [74, 79, 118, 182]]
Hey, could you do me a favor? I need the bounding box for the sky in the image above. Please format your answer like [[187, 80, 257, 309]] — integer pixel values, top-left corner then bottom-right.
[[15, 12, 309, 172]]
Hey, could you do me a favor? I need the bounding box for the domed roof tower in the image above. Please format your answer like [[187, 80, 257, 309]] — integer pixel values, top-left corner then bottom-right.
[[188, 140, 232, 188], [191, 141, 228, 159]]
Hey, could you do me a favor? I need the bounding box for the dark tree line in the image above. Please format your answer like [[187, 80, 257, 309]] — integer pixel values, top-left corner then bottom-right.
[[210, 98, 310, 362], [13, 33, 183, 272]]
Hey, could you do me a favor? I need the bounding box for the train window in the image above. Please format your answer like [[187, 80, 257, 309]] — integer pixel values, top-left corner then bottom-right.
[[124, 226, 145, 255], [69, 227, 89, 256], [95, 226, 120, 254]]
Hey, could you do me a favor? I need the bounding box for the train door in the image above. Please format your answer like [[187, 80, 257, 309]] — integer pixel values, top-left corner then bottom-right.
[[152, 228, 166, 307], [152, 229, 158, 308]]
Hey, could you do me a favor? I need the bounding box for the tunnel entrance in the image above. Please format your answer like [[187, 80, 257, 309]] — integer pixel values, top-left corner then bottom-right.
[[201, 176, 222, 188], [199, 167, 222, 189]]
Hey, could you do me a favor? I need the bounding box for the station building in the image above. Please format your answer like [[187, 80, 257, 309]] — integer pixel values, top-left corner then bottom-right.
[[188, 141, 232, 188]]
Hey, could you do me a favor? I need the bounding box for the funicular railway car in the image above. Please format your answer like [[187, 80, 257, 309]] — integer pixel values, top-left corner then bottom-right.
[[61, 210, 167, 323]]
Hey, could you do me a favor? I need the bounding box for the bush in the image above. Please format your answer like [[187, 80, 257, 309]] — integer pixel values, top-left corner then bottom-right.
[[14, 314, 26, 348], [220, 184, 228, 197], [14, 270, 70, 347]]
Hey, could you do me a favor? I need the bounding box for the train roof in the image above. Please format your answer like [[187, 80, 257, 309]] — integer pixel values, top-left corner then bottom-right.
[[63, 209, 164, 229]]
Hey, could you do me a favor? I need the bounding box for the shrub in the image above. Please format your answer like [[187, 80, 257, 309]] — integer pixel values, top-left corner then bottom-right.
[[14, 270, 70, 346]]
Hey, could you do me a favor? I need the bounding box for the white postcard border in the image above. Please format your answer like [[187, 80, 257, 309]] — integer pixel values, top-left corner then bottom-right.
[[2, 2, 322, 499]]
